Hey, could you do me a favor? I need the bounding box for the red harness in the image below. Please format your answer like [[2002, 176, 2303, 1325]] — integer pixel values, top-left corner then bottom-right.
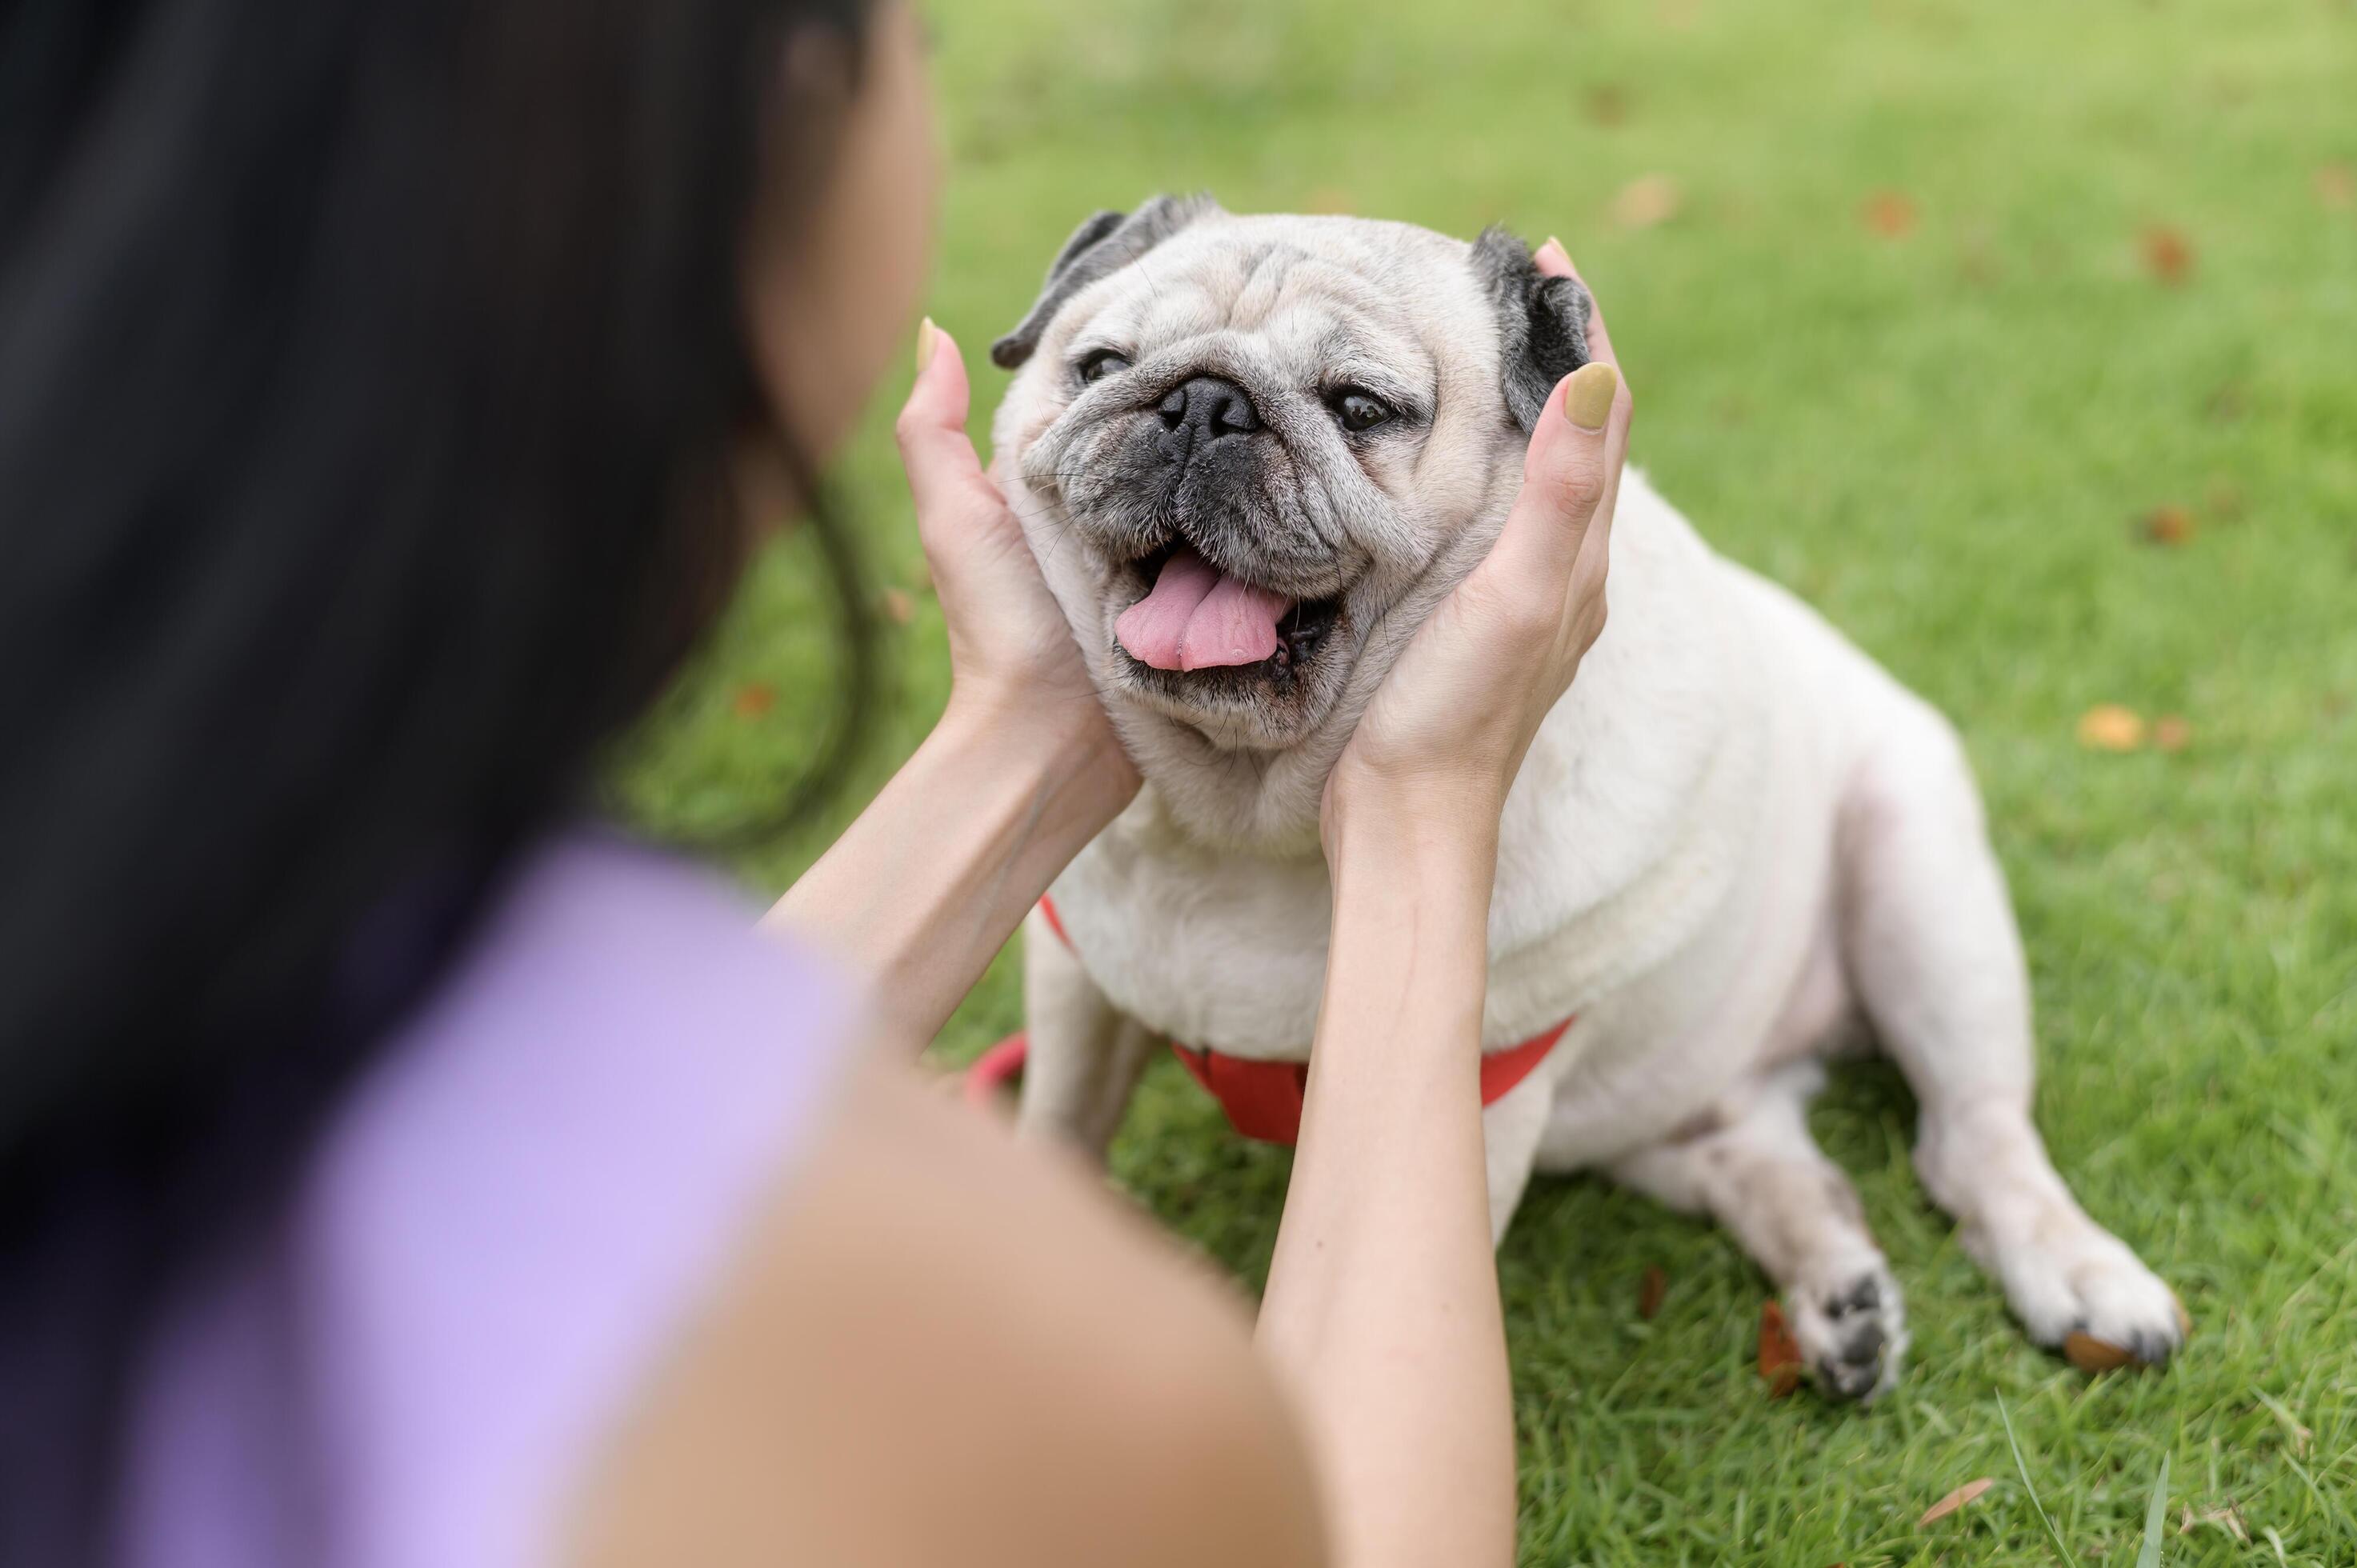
[[1003, 894, 1568, 1146]]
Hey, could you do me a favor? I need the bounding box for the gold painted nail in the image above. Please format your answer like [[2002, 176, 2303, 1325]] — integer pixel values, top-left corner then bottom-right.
[[914, 316, 938, 377], [1564, 362, 1619, 430]]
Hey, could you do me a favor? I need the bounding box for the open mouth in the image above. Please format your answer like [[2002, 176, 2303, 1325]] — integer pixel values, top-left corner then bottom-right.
[[1111, 541, 1344, 686]]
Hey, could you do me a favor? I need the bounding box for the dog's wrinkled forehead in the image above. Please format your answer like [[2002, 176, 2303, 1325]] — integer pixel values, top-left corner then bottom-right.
[[1070, 222, 1455, 396], [995, 196, 1592, 432]]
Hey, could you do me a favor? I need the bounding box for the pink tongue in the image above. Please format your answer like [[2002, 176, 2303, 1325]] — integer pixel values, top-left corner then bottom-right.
[[1114, 546, 1293, 672]]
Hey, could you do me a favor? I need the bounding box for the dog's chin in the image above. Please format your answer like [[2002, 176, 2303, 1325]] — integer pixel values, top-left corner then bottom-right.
[[1097, 549, 1358, 752]]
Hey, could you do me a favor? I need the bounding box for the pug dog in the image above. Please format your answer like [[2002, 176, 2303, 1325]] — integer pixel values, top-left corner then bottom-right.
[[990, 195, 2183, 1400]]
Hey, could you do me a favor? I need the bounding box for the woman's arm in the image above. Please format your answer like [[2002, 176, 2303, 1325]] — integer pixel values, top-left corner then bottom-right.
[[1258, 794, 1515, 1567], [762, 696, 1128, 1045], [763, 324, 1137, 1044], [1256, 242, 1631, 1568], [572, 1051, 1328, 1568]]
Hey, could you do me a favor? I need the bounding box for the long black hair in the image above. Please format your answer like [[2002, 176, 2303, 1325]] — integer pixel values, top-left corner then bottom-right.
[[0, 0, 877, 1555]]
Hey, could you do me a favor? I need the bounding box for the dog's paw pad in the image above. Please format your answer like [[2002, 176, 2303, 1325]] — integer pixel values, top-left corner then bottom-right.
[[1794, 1258, 1908, 1404]]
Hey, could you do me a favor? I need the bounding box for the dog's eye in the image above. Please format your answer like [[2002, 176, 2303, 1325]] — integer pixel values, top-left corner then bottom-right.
[[1332, 390, 1395, 433], [1077, 350, 1132, 386]]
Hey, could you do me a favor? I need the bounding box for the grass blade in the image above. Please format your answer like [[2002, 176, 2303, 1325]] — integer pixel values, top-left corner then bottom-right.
[[2136, 1453, 2171, 1568], [1999, 1394, 2083, 1568]]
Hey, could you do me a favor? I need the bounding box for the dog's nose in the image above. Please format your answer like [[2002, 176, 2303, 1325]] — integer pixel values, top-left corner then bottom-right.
[[1158, 375, 1260, 454]]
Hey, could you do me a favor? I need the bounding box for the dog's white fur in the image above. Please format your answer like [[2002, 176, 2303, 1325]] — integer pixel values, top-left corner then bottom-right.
[[994, 209, 2181, 1398]]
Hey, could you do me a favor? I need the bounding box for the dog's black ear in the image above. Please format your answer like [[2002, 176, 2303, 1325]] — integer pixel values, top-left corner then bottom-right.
[[991, 194, 1222, 370], [1470, 226, 1594, 433]]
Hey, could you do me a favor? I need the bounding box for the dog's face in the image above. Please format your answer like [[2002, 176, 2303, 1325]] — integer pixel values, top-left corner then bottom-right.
[[990, 199, 1591, 849]]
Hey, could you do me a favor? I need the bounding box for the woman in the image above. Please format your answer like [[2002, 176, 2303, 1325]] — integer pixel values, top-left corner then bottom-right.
[[0, 1, 1630, 1562]]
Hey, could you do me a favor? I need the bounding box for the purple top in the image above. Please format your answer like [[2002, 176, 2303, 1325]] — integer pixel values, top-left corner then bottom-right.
[[117, 834, 854, 1568]]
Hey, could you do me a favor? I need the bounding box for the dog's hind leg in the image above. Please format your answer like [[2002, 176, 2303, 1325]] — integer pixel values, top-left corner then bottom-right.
[[1014, 906, 1158, 1160], [1607, 1062, 1907, 1401], [1838, 697, 2184, 1364]]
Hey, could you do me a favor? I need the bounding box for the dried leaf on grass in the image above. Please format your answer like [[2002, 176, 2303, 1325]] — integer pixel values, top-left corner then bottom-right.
[[1639, 1265, 1667, 1321], [879, 586, 917, 626], [1861, 190, 1919, 238], [2064, 1330, 2138, 1372], [2179, 1502, 2249, 1543], [2318, 163, 2355, 211], [1918, 1477, 1995, 1526], [731, 682, 777, 719], [1586, 86, 1631, 126], [1758, 1300, 1803, 1396], [2077, 705, 2147, 752], [2140, 225, 2195, 285], [2155, 716, 2193, 753], [1610, 174, 1683, 230], [2136, 505, 2195, 546]]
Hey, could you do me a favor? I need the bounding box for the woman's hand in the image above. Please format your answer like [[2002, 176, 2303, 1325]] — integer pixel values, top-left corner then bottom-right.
[[768, 322, 1136, 1046], [898, 321, 1139, 795], [1324, 244, 1630, 844]]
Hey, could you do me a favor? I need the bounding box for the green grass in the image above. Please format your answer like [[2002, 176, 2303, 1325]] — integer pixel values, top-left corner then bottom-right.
[[619, 0, 2357, 1560]]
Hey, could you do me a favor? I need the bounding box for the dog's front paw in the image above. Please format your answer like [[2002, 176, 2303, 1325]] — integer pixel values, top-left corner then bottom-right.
[[1995, 1219, 2185, 1369], [1791, 1255, 1909, 1403]]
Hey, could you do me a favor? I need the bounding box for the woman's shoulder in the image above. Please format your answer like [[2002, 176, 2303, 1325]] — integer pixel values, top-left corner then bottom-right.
[[322, 827, 856, 1221], [125, 831, 862, 1568], [402, 827, 844, 1046]]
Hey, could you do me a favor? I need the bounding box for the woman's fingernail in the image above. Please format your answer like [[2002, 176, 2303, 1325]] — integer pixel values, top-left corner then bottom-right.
[[1542, 235, 1571, 266], [914, 316, 938, 376], [1564, 362, 1619, 431]]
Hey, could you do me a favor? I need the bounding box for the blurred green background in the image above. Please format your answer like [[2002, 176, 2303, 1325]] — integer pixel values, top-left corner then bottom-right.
[[619, 0, 2357, 1561]]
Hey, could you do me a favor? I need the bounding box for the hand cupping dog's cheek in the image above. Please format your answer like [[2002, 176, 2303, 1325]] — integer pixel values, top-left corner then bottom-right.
[[897, 321, 1138, 778], [1327, 313, 1631, 831]]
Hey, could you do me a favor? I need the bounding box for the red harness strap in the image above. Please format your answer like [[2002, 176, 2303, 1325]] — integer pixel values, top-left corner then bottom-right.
[[1037, 895, 1568, 1147]]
